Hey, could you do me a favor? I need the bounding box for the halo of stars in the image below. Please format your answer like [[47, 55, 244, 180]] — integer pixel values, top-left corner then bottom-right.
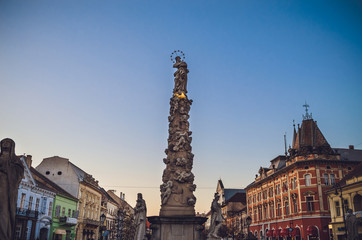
[[170, 50, 185, 63]]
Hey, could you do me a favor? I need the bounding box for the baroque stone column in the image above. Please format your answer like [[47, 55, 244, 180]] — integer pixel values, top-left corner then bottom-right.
[[159, 55, 196, 217], [149, 53, 206, 240]]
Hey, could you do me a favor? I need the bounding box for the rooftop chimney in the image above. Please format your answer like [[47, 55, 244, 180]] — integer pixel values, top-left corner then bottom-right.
[[349, 145, 354, 150], [25, 155, 32, 168]]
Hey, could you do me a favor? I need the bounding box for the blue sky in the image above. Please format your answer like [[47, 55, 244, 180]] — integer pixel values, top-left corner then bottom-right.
[[1, 0, 361, 215]]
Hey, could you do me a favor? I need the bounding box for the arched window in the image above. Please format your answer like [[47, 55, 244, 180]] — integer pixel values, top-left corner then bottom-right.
[[305, 174, 311, 186], [353, 194, 362, 212]]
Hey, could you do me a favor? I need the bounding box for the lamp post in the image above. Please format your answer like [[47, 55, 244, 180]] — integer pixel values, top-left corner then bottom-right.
[[334, 183, 347, 239], [100, 213, 106, 240], [245, 216, 254, 240], [116, 209, 124, 240]]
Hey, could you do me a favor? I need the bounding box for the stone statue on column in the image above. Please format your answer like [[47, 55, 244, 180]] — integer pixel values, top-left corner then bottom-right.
[[0, 138, 24, 240], [134, 193, 147, 240], [208, 193, 224, 239]]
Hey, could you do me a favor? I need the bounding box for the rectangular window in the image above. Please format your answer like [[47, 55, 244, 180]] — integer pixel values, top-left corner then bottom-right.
[[283, 181, 288, 192], [306, 197, 314, 211], [48, 202, 53, 216], [324, 174, 329, 186], [62, 207, 65, 217], [41, 197, 47, 214], [330, 174, 335, 185], [55, 205, 60, 217], [276, 184, 281, 195], [335, 201, 341, 216], [269, 187, 274, 197], [270, 204, 274, 218], [72, 210, 75, 218], [35, 198, 40, 212], [291, 177, 297, 190], [254, 210, 257, 222], [264, 205, 268, 219], [20, 193, 26, 209], [277, 203, 281, 216], [258, 206, 262, 221], [344, 199, 349, 212], [68, 209, 71, 217], [28, 196, 33, 210], [285, 201, 289, 215], [263, 190, 268, 200], [305, 175, 312, 186], [293, 199, 298, 213]]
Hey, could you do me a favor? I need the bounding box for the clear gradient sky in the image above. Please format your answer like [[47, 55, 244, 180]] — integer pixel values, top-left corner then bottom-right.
[[1, 0, 361, 216]]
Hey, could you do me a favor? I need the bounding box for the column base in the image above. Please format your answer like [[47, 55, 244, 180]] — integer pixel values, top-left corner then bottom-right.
[[148, 216, 207, 240]]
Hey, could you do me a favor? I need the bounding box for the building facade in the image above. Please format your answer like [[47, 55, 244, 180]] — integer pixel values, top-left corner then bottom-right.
[[31, 167, 79, 240], [16, 155, 55, 240], [326, 162, 362, 240], [245, 117, 361, 240], [36, 156, 102, 240]]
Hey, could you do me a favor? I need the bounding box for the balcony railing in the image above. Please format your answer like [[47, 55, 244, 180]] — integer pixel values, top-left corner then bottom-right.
[[16, 208, 39, 218], [84, 218, 100, 227]]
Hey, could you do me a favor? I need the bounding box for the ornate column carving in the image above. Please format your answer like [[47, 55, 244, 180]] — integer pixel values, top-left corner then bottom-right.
[[159, 53, 196, 217]]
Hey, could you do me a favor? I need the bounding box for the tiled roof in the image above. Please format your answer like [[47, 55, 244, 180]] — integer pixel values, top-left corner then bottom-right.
[[224, 189, 245, 202]]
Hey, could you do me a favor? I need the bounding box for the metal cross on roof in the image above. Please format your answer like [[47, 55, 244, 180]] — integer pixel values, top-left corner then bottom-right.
[[302, 102, 312, 120]]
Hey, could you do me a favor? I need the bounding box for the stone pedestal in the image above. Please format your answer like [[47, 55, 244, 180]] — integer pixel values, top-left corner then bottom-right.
[[148, 216, 206, 240], [207, 237, 221, 240]]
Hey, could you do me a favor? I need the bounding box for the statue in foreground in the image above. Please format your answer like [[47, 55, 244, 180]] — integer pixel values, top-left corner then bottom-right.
[[134, 193, 147, 240], [208, 193, 224, 239], [0, 138, 24, 240]]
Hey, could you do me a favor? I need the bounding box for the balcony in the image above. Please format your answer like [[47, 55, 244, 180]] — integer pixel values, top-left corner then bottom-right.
[[16, 208, 39, 218], [59, 216, 78, 225], [84, 218, 100, 227]]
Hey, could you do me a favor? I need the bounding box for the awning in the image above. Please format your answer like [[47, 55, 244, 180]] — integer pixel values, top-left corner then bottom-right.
[[266, 230, 274, 237], [273, 229, 280, 237], [54, 229, 66, 235], [280, 228, 289, 237], [307, 225, 318, 236], [291, 228, 301, 237]]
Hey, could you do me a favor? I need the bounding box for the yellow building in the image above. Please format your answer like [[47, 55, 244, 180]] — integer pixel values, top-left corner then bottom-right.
[[327, 162, 362, 240]]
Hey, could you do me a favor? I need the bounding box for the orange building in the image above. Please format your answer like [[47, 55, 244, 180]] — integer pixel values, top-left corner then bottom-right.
[[245, 115, 361, 240]]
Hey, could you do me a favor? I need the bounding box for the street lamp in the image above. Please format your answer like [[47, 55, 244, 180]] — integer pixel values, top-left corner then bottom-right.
[[245, 216, 254, 240], [117, 209, 124, 240], [100, 213, 106, 240], [334, 183, 347, 239]]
